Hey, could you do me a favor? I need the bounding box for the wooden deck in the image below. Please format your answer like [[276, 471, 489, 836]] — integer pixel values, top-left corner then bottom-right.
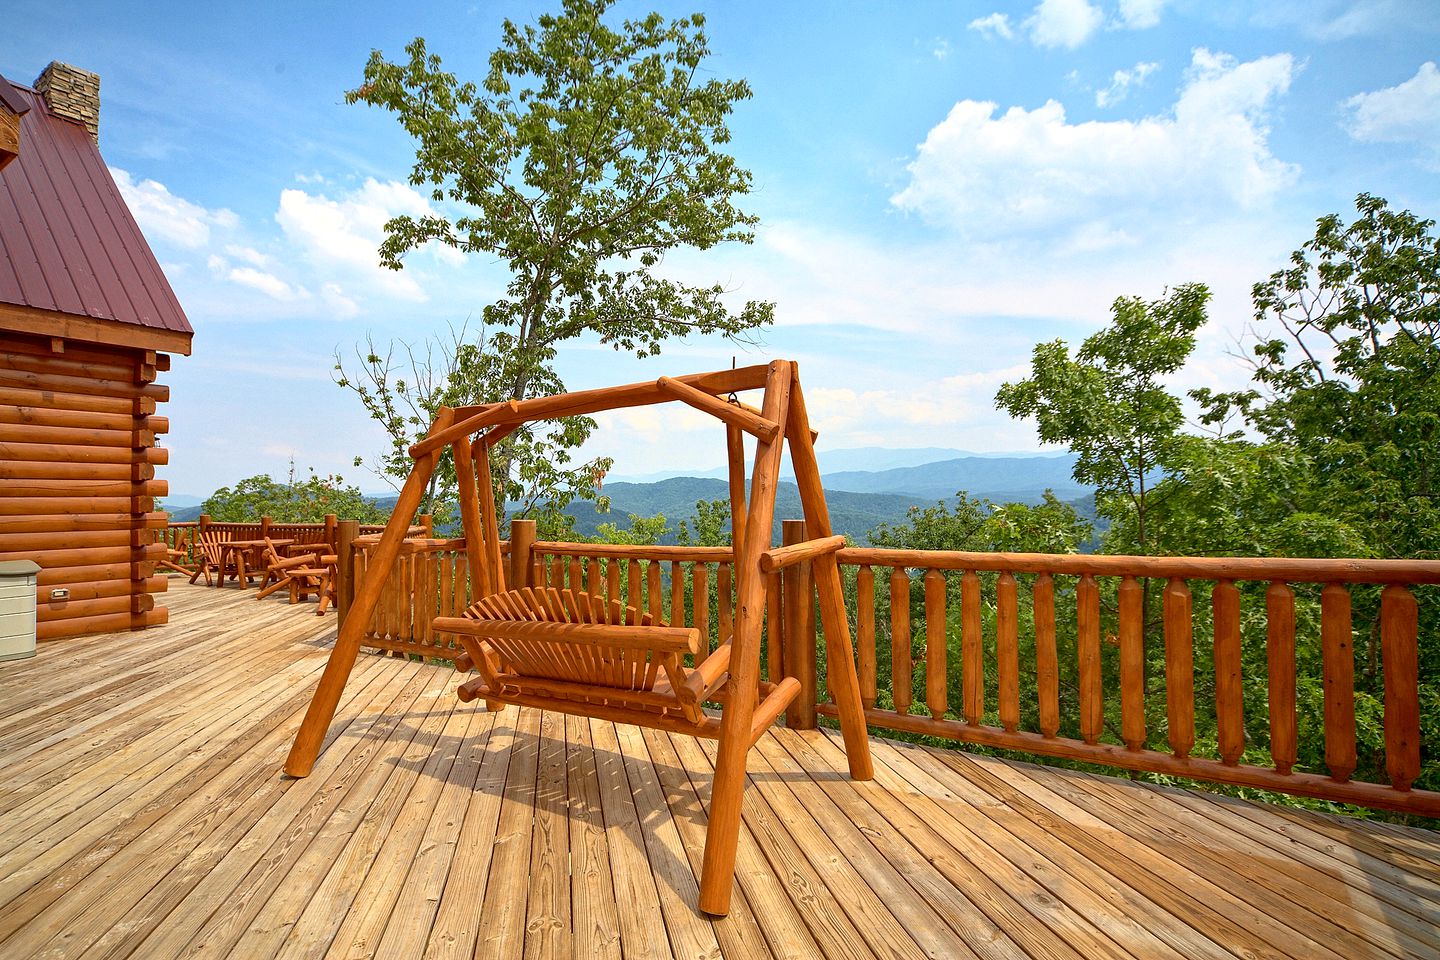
[[2, 582, 1438, 960]]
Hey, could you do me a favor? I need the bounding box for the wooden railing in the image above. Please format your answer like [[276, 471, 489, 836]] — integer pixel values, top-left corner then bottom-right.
[[161, 514, 392, 572], [827, 546, 1440, 817], [335, 518, 1440, 817]]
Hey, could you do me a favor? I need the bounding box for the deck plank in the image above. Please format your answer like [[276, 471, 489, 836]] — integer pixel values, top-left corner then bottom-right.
[[0, 580, 1435, 960]]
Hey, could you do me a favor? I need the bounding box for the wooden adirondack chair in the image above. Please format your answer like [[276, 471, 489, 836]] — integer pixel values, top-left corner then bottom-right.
[[255, 538, 332, 613], [284, 360, 873, 917], [188, 532, 238, 587]]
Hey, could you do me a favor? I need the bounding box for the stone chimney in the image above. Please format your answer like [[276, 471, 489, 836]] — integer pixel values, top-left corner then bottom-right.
[[33, 61, 100, 143]]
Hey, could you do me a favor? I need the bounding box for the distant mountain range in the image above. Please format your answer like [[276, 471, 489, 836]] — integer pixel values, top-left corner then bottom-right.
[[162, 448, 1093, 542]]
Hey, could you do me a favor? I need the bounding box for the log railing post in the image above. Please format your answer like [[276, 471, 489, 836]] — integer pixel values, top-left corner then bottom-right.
[[198, 513, 210, 536], [259, 515, 272, 540], [509, 518, 536, 590], [781, 519, 816, 728], [335, 519, 359, 627]]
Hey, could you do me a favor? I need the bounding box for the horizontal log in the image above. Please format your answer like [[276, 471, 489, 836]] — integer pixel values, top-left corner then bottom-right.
[[422, 362, 775, 457], [813, 704, 1440, 818], [0, 441, 167, 465], [835, 547, 1440, 586], [1, 332, 156, 368], [532, 542, 735, 563], [435, 617, 702, 655], [0, 459, 148, 481], [37, 561, 157, 584], [0, 366, 168, 401], [0, 479, 167, 497], [0, 544, 167, 567], [1, 349, 141, 383], [0, 528, 136, 551], [36, 606, 168, 641], [29, 576, 167, 603], [759, 535, 846, 573], [0, 420, 154, 448], [0, 496, 153, 515], [0, 384, 151, 417], [0, 513, 167, 534], [0, 405, 167, 434], [655, 376, 780, 441], [38, 592, 155, 621]]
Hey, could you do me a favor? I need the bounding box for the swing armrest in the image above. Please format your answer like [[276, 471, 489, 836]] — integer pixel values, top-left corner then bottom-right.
[[684, 643, 732, 705], [758, 535, 845, 573]]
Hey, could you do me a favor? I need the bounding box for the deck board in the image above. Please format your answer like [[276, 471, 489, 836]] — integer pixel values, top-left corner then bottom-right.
[[0, 581, 1436, 959]]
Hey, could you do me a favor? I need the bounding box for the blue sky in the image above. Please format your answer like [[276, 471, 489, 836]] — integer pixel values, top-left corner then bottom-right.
[[10, 1, 1440, 497]]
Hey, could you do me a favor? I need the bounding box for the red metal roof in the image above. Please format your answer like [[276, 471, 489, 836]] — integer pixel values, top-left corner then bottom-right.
[[0, 78, 192, 339]]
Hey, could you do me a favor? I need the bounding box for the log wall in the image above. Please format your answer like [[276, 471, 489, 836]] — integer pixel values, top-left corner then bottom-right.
[[0, 331, 171, 639]]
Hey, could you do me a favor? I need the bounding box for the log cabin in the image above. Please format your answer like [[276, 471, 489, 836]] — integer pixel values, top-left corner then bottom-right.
[[0, 61, 193, 640]]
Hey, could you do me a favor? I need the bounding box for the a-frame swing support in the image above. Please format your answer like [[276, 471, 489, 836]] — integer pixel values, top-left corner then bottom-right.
[[283, 359, 873, 917]]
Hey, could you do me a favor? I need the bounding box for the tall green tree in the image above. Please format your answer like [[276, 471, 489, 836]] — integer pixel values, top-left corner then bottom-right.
[[1196, 193, 1440, 561], [344, 0, 773, 531], [995, 283, 1211, 552], [201, 464, 388, 524]]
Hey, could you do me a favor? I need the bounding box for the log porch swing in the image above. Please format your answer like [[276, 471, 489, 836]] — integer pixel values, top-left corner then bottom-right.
[[283, 359, 874, 916]]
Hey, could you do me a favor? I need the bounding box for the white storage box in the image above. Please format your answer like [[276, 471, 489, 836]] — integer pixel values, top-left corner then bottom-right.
[[0, 560, 40, 662]]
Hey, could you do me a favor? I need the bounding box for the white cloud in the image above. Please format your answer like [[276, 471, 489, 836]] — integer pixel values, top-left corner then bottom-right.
[[111, 168, 238, 249], [967, 13, 1014, 41], [1096, 61, 1161, 107], [932, 39, 952, 61], [321, 283, 361, 319], [1116, 0, 1165, 29], [228, 266, 306, 302], [891, 49, 1298, 241], [223, 244, 272, 267], [1024, 0, 1104, 50], [1250, 1, 1438, 41], [275, 178, 439, 303], [1341, 62, 1440, 163]]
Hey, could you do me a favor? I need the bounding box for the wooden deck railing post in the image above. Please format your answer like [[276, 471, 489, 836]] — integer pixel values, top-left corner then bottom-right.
[[259, 515, 271, 540], [780, 519, 816, 728], [419, 513, 433, 537], [510, 519, 536, 590], [335, 519, 359, 627], [198, 513, 210, 535]]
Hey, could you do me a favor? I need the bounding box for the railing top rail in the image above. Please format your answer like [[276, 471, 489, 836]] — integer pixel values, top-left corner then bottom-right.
[[836, 546, 1440, 585], [532, 541, 735, 563]]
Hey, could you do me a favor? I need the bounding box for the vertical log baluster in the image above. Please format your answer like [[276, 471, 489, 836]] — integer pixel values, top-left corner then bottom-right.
[[568, 557, 582, 595], [1034, 573, 1058, 738], [765, 571, 783, 682], [961, 570, 983, 725], [1266, 582, 1297, 775], [1164, 578, 1194, 758], [925, 569, 948, 720], [890, 567, 912, 716], [646, 560, 662, 623], [996, 571, 1019, 733], [627, 559, 641, 615], [1077, 574, 1101, 745], [1380, 584, 1420, 791], [1118, 575, 1145, 751], [1322, 582, 1357, 783], [606, 561, 620, 607], [857, 564, 877, 709], [670, 561, 684, 628], [693, 562, 711, 654], [718, 562, 733, 646], [1213, 580, 1244, 766], [586, 556, 602, 596]]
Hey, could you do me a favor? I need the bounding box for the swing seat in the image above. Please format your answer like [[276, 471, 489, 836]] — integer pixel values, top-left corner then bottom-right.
[[435, 586, 745, 735]]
